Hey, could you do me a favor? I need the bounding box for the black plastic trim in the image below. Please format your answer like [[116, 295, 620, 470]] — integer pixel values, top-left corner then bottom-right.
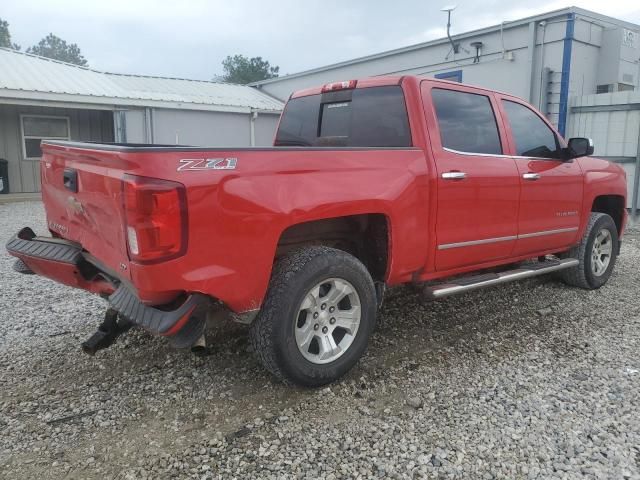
[[42, 140, 421, 153], [7, 227, 210, 337], [526, 259, 560, 270], [108, 284, 209, 336], [6, 227, 82, 264]]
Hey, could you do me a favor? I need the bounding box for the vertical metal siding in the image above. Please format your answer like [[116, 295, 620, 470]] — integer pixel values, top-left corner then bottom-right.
[[0, 104, 114, 193]]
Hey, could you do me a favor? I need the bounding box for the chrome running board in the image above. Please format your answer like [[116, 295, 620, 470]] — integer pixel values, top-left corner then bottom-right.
[[423, 258, 579, 299]]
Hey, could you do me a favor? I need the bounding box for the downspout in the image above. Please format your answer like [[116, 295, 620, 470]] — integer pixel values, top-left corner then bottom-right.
[[113, 110, 121, 142], [250, 110, 258, 147], [558, 12, 576, 137], [144, 107, 155, 144], [114, 110, 127, 143], [537, 21, 547, 110], [526, 21, 537, 104]]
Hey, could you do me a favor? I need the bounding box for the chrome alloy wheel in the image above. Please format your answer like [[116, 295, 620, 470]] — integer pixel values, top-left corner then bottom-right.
[[294, 278, 361, 365], [591, 228, 613, 276]]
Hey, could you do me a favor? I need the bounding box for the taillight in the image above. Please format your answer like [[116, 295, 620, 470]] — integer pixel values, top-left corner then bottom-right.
[[122, 174, 188, 264], [321, 80, 357, 92]]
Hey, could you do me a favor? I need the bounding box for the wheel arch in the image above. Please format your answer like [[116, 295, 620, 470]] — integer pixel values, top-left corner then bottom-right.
[[275, 213, 391, 282], [591, 194, 625, 235]]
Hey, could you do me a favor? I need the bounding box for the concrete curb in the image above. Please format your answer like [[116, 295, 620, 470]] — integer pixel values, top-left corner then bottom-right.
[[0, 193, 41, 204]]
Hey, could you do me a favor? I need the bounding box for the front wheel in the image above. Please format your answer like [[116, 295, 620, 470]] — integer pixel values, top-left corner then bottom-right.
[[250, 246, 377, 387], [559, 212, 619, 289]]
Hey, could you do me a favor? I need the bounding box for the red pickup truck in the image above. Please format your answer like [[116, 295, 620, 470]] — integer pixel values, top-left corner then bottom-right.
[[7, 76, 628, 386]]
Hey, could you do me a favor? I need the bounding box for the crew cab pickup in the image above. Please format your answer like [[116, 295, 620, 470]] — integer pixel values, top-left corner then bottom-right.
[[7, 76, 628, 386]]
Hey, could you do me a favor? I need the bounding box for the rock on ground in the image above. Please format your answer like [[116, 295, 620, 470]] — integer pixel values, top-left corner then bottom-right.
[[1, 201, 639, 479]]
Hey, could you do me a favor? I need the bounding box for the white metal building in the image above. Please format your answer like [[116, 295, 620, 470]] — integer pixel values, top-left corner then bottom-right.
[[252, 7, 639, 132], [0, 48, 283, 194], [251, 7, 640, 213]]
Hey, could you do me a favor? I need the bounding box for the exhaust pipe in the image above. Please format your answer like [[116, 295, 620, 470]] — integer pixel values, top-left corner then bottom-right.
[[190, 333, 208, 356]]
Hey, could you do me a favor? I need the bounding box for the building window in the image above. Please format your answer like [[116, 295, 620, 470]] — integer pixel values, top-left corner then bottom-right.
[[21, 115, 70, 160], [596, 84, 614, 94]]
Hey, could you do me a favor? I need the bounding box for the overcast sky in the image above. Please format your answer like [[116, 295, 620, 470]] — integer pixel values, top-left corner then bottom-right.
[[2, 0, 640, 81]]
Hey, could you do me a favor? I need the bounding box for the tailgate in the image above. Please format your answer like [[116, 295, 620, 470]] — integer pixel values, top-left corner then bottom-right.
[[40, 142, 131, 280]]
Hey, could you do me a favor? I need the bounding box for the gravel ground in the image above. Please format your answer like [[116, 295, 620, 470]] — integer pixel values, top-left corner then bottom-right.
[[1, 201, 639, 480]]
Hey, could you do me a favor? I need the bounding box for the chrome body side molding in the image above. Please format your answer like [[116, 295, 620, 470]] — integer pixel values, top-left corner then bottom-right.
[[438, 227, 579, 250]]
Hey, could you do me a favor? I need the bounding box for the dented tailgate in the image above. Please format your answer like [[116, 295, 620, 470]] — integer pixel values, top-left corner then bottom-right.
[[40, 142, 132, 280]]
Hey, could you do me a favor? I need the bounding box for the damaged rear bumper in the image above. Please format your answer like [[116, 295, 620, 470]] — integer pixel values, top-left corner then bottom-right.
[[6, 227, 209, 338]]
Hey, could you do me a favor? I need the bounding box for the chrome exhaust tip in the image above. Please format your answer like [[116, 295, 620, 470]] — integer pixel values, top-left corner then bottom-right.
[[190, 333, 208, 356]]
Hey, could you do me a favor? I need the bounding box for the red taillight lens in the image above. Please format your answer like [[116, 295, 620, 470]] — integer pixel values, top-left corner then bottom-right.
[[122, 174, 188, 264], [321, 80, 357, 92]]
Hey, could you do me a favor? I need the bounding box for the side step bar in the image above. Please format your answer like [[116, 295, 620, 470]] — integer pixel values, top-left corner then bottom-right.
[[423, 258, 579, 299]]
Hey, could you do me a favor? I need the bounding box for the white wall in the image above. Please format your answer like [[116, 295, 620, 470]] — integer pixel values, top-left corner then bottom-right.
[[122, 108, 281, 147], [123, 109, 146, 143], [254, 13, 576, 109], [568, 91, 640, 208], [253, 12, 639, 136], [254, 114, 280, 146]]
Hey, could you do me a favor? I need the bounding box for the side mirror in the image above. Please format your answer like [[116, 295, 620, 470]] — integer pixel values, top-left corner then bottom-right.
[[566, 137, 594, 159]]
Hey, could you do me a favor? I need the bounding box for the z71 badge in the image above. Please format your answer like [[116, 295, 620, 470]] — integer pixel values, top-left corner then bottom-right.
[[177, 158, 237, 172]]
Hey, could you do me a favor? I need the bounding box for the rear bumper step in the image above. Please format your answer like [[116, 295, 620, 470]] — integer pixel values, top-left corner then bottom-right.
[[108, 284, 209, 337], [6, 227, 113, 294], [6, 227, 210, 338], [7, 227, 82, 264], [424, 258, 579, 299]]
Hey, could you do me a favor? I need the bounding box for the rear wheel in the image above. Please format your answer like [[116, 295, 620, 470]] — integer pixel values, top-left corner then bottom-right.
[[250, 246, 377, 387], [559, 212, 618, 289]]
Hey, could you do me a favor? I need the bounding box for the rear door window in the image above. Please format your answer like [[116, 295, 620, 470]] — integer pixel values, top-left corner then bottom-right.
[[275, 86, 411, 147], [431, 88, 502, 155], [501, 100, 562, 159]]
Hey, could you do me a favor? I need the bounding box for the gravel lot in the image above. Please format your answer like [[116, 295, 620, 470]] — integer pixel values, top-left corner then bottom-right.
[[1, 201, 639, 480]]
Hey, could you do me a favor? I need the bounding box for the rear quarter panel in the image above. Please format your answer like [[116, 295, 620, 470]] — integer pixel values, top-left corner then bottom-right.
[[124, 148, 430, 312]]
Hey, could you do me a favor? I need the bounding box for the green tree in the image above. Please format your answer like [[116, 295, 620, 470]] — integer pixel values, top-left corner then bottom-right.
[[27, 33, 87, 66], [220, 54, 279, 84], [0, 18, 20, 50]]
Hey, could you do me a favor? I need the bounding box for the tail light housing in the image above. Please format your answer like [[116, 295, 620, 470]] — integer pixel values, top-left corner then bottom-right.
[[122, 174, 188, 264]]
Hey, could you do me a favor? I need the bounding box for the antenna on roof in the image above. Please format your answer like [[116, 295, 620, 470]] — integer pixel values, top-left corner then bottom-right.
[[441, 5, 467, 59]]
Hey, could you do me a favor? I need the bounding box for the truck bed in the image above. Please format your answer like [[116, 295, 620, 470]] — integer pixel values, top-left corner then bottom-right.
[[36, 140, 428, 312]]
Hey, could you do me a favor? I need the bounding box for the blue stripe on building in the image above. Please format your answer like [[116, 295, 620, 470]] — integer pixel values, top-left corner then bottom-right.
[[557, 12, 575, 137]]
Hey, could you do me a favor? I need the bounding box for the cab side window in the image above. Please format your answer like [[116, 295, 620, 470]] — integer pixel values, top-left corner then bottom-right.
[[502, 100, 562, 159], [431, 88, 502, 155]]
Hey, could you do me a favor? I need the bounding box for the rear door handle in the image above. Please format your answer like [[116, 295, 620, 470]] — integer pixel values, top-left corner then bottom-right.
[[522, 173, 541, 181], [441, 171, 467, 180]]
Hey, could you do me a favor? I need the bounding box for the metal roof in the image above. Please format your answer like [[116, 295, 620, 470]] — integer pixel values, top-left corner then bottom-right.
[[250, 6, 640, 87], [0, 48, 283, 113]]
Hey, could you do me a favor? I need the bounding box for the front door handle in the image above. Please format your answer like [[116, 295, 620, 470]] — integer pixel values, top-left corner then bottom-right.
[[522, 173, 541, 181], [442, 171, 467, 180]]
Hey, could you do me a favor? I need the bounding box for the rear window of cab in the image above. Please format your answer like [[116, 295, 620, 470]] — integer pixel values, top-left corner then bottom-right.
[[275, 86, 412, 148]]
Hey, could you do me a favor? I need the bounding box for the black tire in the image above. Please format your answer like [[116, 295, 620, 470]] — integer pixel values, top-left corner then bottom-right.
[[250, 246, 377, 387], [559, 212, 619, 289]]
